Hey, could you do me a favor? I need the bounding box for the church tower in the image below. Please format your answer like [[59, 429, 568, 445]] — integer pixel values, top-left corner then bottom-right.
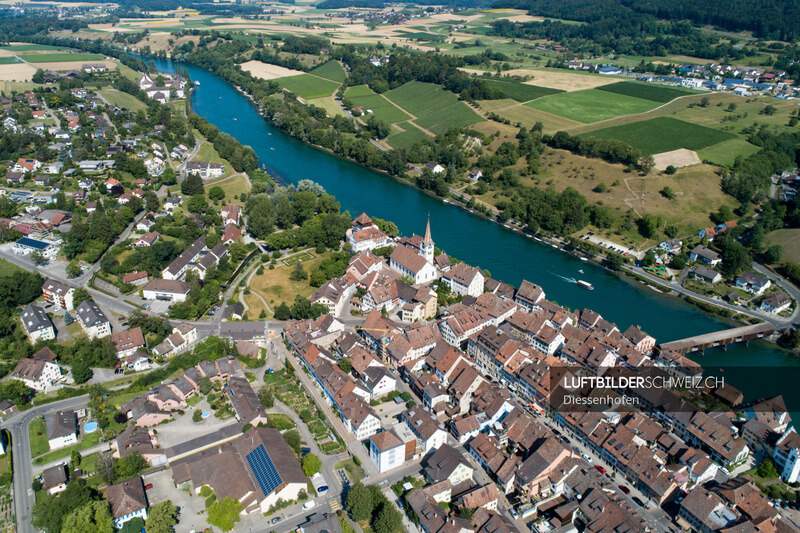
[[422, 215, 434, 263]]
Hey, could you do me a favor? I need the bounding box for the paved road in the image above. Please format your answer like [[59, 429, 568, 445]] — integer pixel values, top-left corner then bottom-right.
[[3, 395, 91, 533]]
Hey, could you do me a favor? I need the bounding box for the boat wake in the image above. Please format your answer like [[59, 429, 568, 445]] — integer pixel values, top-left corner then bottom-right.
[[551, 272, 578, 284]]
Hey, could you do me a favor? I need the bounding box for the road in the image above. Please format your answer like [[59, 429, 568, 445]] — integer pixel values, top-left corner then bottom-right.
[[3, 395, 90, 533]]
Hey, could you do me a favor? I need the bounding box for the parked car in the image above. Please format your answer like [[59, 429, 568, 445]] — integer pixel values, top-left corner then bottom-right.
[[144, 483, 153, 490], [581, 453, 593, 463], [594, 465, 607, 475], [302, 500, 316, 511], [632, 496, 650, 509], [318, 486, 328, 494], [271, 517, 281, 525], [619, 485, 630, 495]]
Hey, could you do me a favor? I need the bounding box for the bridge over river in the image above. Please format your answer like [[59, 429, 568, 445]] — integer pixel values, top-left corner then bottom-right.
[[657, 322, 777, 355]]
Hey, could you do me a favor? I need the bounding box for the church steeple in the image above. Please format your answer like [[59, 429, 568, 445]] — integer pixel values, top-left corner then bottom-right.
[[423, 215, 432, 246], [422, 215, 434, 263]]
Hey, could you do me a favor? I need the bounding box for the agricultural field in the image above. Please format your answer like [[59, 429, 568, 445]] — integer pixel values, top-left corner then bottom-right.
[[18, 52, 105, 63], [98, 89, 147, 111], [479, 99, 583, 132], [276, 74, 340, 100], [306, 96, 345, 117], [697, 138, 761, 167], [414, 102, 483, 134], [581, 117, 737, 155], [767, 229, 800, 264], [597, 81, 694, 102], [526, 89, 661, 123], [386, 121, 429, 150], [310, 60, 346, 83], [478, 78, 562, 102], [384, 81, 460, 118], [344, 85, 411, 123]]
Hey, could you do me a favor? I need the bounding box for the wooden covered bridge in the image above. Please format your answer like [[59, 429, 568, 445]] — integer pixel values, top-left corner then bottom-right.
[[656, 322, 776, 355]]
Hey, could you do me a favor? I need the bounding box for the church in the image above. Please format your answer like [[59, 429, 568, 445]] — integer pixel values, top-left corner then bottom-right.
[[389, 217, 438, 284]]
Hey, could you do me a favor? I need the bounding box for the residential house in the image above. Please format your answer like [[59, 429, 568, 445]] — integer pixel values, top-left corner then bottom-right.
[[369, 430, 405, 473], [75, 300, 111, 339], [42, 464, 68, 495], [735, 271, 771, 295], [111, 328, 146, 359], [694, 266, 722, 284], [142, 279, 190, 302], [761, 293, 791, 314], [689, 246, 721, 267], [106, 477, 149, 529], [441, 263, 485, 297], [9, 358, 60, 391], [122, 271, 149, 286], [46, 410, 78, 450], [20, 304, 55, 343]]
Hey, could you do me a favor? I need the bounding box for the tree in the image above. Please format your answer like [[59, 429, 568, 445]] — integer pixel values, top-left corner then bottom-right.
[[66, 261, 82, 278], [145, 501, 179, 533], [700, 96, 710, 107], [374, 502, 403, 533], [71, 357, 93, 384], [187, 194, 208, 214], [181, 173, 204, 196], [32, 68, 45, 84], [337, 358, 352, 374], [638, 155, 655, 174], [273, 302, 291, 320], [345, 482, 374, 522], [258, 385, 274, 409], [193, 410, 203, 423], [208, 186, 225, 202], [62, 501, 113, 533], [720, 241, 751, 277], [161, 167, 176, 186], [283, 429, 302, 454], [72, 287, 93, 308], [206, 497, 243, 532], [95, 452, 117, 485], [32, 478, 94, 533], [302, 453, 322, 477], [71, 450, 81, 469], [198, 376, 212, 394], [641, 251, 656, 267], [290, 260, 308, 281], [764, 245, 783, 264], [757, 458, 779, 479], [31, 250, 46, 265]]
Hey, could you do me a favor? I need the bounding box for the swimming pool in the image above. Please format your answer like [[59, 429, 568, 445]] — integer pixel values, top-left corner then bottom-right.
[[84, 421, 98, 433]]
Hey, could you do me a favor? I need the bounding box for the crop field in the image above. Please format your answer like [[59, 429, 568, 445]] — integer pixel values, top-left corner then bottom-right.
[[415, 102, 483, 134], [582, 117, 737, 155], [310, 60, 346, 83], [0, 58, 19, 65], [344, 85, 411, 123], [19, 52, 106, 63], [526, 89, 660, 123], [479, 99, 583, 132], [0, 44, 65, 51], [597, 81, 693, 102], [307, 96, 345, 117], [384, 81, 459, 118], [696, 138, 761, 167], [276, 74, 340, 99], [386, 121, 429, 150], [478, 78, 562, 102]]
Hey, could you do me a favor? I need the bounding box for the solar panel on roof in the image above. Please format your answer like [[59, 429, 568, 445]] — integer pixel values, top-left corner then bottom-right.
[[246, 444, 282, 497]]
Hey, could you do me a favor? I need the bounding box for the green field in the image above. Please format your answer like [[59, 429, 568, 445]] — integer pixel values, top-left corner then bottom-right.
[[597, 81, 693, 103], [582, 117, 737, 155], [0, 58, 19, 65], [479, 78, 563, 102], [415, 102, 483, 134], [526, 89, 660, 123], [767, 229, 800, 263], [98, 89, 147, 111], [384, 81, 460, 118], [697, 138, 761, 167], [344, 85, 411, 123], [310, 60, 346, 83], [386, 121, 430, 150], [20, 52, 105, 63], [0, 258, 26, 277], [0, 44, 65, 51], [276, 74, 340, 100]]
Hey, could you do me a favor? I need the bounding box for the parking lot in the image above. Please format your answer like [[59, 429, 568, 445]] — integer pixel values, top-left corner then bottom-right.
[[143, 469, 207, 533], [155, 399, 239, 449]]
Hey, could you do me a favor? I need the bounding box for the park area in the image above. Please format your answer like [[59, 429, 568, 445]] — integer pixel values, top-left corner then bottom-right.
[[246, 249, 328, 317], [580, 117, 737, 155]]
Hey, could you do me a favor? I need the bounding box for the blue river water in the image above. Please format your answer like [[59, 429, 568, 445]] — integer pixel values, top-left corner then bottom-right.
[[140, 55, 800, 409]]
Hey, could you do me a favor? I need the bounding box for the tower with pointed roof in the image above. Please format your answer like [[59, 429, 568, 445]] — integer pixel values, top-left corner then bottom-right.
[[422, 215, 434, 264]]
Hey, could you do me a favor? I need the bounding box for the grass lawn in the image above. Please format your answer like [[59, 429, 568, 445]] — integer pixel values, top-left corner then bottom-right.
[[344, 85, 411, 123], [597, 81, 694, 102], [580, 117, 737, 155], [0, 258, 26, 277], [697, 138, 761, 167], [205, 173, 250, 204], [20, 52, 105, 62], [386, 121, 430, 150], [66, 320, 86, 340], [478, 78, 563, 102], [384, 81, 459, 118], [98, 89, 147, 111], [250, 250, 327, 309], [310, 60, 346, 83], [526, 89, 660, 123], [243, 292, 267, 320], [306, 96, 345, 117], [34, 431, 102, 464], [29, 418, 49, 457], [415, 102, 484, 134], [335, 458, 365, 483], [767, 229, 800, 264], [277, 74, 340, 100]]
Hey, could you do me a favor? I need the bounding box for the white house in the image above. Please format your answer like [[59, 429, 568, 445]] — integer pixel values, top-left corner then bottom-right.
[[9, 358, 61, 392], [404, 407, 448, 454], [75, 301, 111, 339], [13, 237, 60, 259], [20, 304, 55, 343], [46, 411, 78, 450], [761, 293, 791, 314], [369, 430, 405, 473], [142, 279, 190, 302], [362, 366, 396, 400], [42, 279, 74, 310], [107, 477, 149, 529], [441, 263, 484, 297]]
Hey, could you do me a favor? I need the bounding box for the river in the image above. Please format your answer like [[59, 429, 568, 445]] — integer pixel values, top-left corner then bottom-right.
[[140, 56, 800, 411]]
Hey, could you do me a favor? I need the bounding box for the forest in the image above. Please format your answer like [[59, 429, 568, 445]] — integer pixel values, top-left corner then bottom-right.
[[491, 0, 800, 40]]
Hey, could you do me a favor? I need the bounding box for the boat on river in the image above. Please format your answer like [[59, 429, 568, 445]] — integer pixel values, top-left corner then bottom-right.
[[577, 280, 594, 290]]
